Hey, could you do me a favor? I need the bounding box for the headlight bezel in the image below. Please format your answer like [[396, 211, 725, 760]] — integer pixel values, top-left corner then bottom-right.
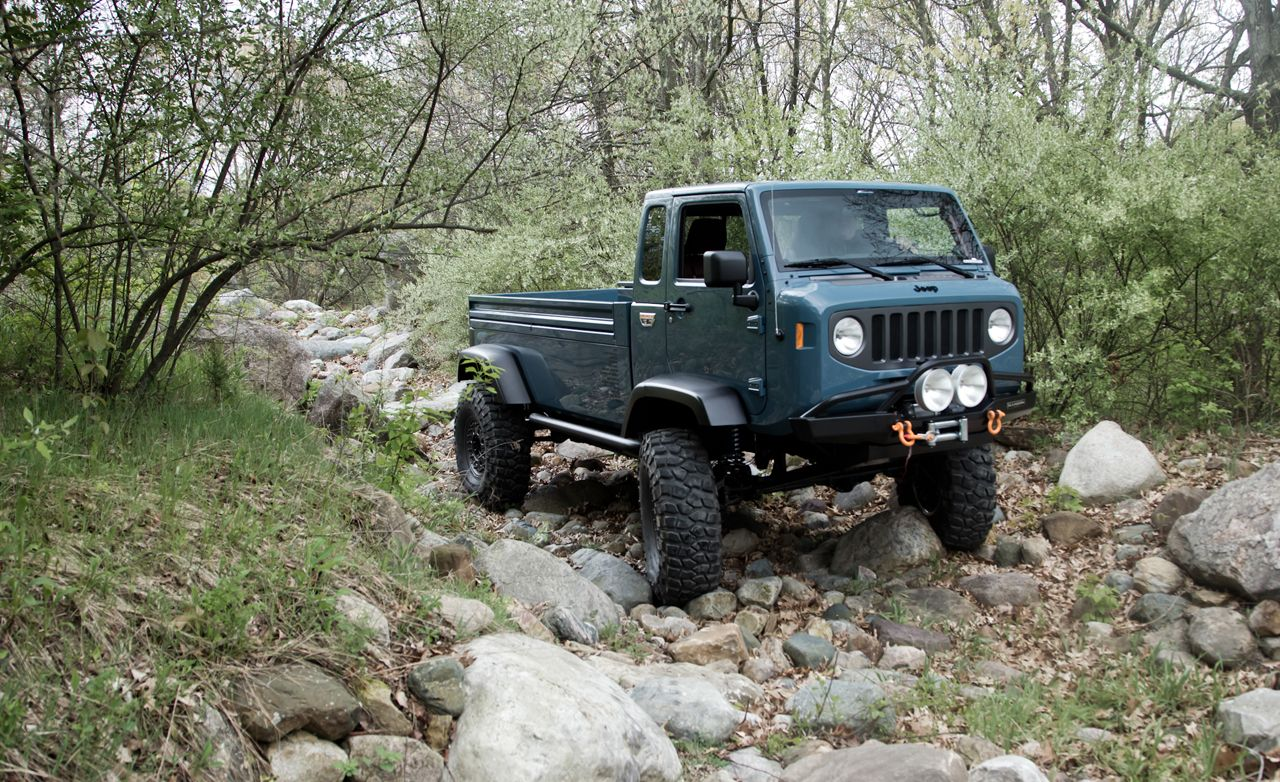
[[832, 316, 865, 357], [988, 307, 1014, 345], [951, 363, 989, 408], [914, 367, 956, 413]]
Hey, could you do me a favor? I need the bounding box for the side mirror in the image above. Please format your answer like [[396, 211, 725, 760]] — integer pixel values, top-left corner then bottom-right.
[[704, 251, 748, 288], [981, 243, 998, 271]]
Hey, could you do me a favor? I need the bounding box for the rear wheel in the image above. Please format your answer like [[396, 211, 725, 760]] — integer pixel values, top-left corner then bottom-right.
[[454, 386, 531, 511], [896, 445, 996, 550], [639, 428, 723, 605]]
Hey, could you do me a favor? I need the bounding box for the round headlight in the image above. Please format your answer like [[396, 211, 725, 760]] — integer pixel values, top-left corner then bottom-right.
[[988, 308, 1014, 345], [914, 368, 955, 412], [951, 363, 988, 408], [833, 317, 864, 356]]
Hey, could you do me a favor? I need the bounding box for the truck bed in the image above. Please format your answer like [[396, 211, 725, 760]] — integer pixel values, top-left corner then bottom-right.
[[467, 288, 634, 425]]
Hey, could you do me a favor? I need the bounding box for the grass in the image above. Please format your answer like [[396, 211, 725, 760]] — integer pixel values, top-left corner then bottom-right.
[[0, 374, 471, 780]]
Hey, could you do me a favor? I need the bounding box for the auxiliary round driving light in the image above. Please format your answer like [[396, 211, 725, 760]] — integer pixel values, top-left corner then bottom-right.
[[914, 368, 955, 413], [951, 363, 988, 408]]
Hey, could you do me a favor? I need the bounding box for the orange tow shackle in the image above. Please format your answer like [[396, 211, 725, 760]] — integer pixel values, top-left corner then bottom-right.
[[986, 409, 1006, 435], [892, 420, 933, 448]]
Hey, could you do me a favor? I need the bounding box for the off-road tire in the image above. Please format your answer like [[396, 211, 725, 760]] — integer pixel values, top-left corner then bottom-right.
[[455, 386, 532, 511], [895, 445, 996, 550], [639, 428, 723, 605]]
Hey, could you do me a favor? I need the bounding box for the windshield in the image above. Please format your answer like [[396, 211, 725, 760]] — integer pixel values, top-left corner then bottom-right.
[[760, 188, 981, 268]]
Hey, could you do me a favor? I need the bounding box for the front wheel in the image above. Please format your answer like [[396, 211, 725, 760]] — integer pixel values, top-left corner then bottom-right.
[[896, 445, 996, 550], [638, 429, 723, 605], [454, 386, 532, 511]]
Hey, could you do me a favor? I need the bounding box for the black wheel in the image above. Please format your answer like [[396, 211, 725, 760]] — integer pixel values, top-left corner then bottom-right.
[[638, 428, 723, 605], [895, 445, 996, 551], [454, 386, 532, 511]]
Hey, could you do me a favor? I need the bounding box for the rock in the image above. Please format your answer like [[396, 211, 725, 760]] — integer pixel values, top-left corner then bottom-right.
[[973, 660, 1025, 685], [407, 658, 467, 717], [830, 507, 944, 577], [737, 577, 783, 609], [669, 624, 748, 665], [447, 634, 679, 781], [954, 735, 1004, 766], [1187, 586, 1233, 606], [1113, 524, 1153, 545], [301, 336, 373, 361], [898, 588, 977, 625], [1262, 637, 1280, 659], [231, 662, 360, 742], [784, 633, 838, 668], [1040, 511, 1102, 547], [1020, 537, 1051, 566], [969, 756, 1050, 782], [628, 677, 743, 743], [475, 539, 619, 627], [833, 483, 877, 514], [994, 535, 1023, 567], [426, 543, 476, 580], [347, 735, 443, 782], [1132, 557, 1186, 595], [213, 289, 275, 318], [193, 318, 311, 405], [687, 589, 739, 621], [335, 593, 390, 648], [588, 656, 764, 706], [1168, 462, 1280, 600], [786, 680, 894, 737], [880, 645, 927, 672], [1058, 421, 1166, 504], [436, 594, 494, 636], [782, 576, 819, 602], [1114, 499, 1148, 521], [1249, 600, 1280, 637], [641, 613, 697, 641], [1076, 727, 1115, 744], [307, 374, 367, 432], [192, 704, 254, 782], [779, 738, 835, 767], [958, 573, 1040, 607], [723, 528, 760, 557], [1129, 593, 1188, 626], [354, 679, 414, 737], [545, 605, 599, 645], [361, 333, 411, 371], [741, 657, 778, 683], [1143, 618, 1191, 654], [1188, 607, 1257, 667], [570, 549, 652, 612], [744, 558, 775, 578], [1151, 486, 1209, 532], [1217, 688, 1280, 751], [282, 299, 322, 312], [266, 732, 346, 782], [867, 615, 952, 653], [781, 741, 963, 782], [1105, 570, 1135, 593], [1116, 544, 1143, 563], [726, 747, 785, 782]]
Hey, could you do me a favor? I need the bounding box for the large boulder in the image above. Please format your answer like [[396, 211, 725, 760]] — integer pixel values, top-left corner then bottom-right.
[[230, 662, 360, 742], [306, 374, 367, 433], [1057, 421, 1166, 504], [475, 539, 620, 627], [830, 507, 943, 578], [193, 318, 310, 405], [1216, 688, 1280, 752], [447, 634, 680, 782], [628, 677, 744, 743], [1167, 462, 1280, 600], [781, 741, 965, 782]]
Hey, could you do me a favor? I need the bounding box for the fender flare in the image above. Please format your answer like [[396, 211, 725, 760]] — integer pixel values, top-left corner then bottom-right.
[[457, 344, 532, 405], [623, 373, 749, 438]]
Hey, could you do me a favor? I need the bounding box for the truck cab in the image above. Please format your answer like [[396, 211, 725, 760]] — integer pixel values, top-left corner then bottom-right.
[[456, 181, 1034, 604]]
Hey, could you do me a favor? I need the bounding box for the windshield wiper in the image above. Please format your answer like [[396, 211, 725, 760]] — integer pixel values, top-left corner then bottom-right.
[[876, 255, 977, 279], [786, 257, 896, 281]]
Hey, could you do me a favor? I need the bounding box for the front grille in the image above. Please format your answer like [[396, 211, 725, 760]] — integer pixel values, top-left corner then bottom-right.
[[868, 306, 986, 365]]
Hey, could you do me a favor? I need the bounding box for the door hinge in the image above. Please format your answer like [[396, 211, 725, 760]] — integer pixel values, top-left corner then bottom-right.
[[746, 315, 764, 334], [747, 377, 765, 396]]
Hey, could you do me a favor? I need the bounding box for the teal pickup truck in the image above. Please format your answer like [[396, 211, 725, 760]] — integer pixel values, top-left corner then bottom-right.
[[455, 181, 1034, 603]]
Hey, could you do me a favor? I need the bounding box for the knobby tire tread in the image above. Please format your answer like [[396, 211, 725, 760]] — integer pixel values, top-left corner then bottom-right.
[[640, 428, 723, 605]]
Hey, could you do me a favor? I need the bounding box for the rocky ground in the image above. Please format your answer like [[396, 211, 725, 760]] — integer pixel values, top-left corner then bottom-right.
[[204, 291, 1280, 782]]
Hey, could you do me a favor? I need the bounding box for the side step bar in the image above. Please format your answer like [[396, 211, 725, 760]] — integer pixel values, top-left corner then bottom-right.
[[528, 413, 641, 456]]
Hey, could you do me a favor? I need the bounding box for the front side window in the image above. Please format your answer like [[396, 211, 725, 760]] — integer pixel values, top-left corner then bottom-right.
[[678, 201, 750, 280], [640, 205, 667, 282], [761, 189, 979, 268]]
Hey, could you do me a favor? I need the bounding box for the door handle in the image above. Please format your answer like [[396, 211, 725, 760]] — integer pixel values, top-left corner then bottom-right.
[[664, 299, 691, 313]]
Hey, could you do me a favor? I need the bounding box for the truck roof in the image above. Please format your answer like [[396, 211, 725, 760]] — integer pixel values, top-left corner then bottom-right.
[[642, 180, 959, 201]]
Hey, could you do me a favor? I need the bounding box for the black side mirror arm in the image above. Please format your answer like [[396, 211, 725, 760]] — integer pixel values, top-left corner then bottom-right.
[[732, 288, 760, 310]]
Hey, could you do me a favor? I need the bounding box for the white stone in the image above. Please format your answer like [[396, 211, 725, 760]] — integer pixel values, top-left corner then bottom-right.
[[436, 594, 495, 636], [879, 645, 927, 673], [282, 299, 322, 312], [336, 593, 390, 647], [1058, 421, 1166, 504], [969, 755, 1050, 782], [1217, 688, 1280, 751], [267, 732, 346, 782]]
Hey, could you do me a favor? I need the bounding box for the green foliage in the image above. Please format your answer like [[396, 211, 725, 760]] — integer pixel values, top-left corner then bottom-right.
[[1046, 485, 1084, 513], [1073, 575, 1121, 622]]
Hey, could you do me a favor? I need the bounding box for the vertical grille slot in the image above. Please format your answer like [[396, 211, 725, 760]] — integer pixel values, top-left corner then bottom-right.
[[940, 310, 953, 356], [924, 311, 936, 356], [860, 305, 993, 366], [871, 314, 886, 361], [889, 313, 903, 360], [956, 308, 969, 354], [973, 309, 985, 354], [906, 312, 920, 360]]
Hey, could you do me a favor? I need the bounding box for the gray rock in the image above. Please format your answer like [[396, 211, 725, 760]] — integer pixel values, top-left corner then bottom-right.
[[954, 735, 1005, 766], [1076, 727, 1115, 744], [1129, 593, 1188, 626], [1249, 600, 1280, 637], [1132, 557, 1186, 595], [1216, 688, 1280, 751], [193, 318, 311, 406], [1261, 637, 1280, 659], [1115, 544, 1144, 562], [744, 558, 775, 578], [784, 633, 838, 669], [726, 747, 785, 782], [231, 662, 360, 742], [994, 535, 1024, 567], [867, 615, 952, 653], [737, 577, 783, 609], [1188, 607, 1257, 667], [1143, 618, 1191, 653], [545, 605, 599, 645], [669, 624, 749, 665], [834, 482, 877, 513], [1113, 524, 1153, 545], [723, 528, 761, 557], [802, 511, 832, 529], [899, 587, 977, 625], [1114, 498, 1148, 520], [266, 732, 346, 782], [475, 539, 619, 627], [969, 755, 1050, 782], [880, 645, 927, 672], [354, 679, 414, 737], [1020, 537, 1051, 566], [361, 333, 411, 370], [301, 336, 372, 360], [1168, 462, 1280, 600], [436, 594, 495, 636], [958, 573, 1041, 607], [641, 614, 697, 641], [335, 593, 390, 648], [347, 735, 443, 782], [687, 589, 739, 621], [306, 374, 367, 433], [1104, 570, 1135, 593], [282, 298, 322, 312], [782, 576, 818, 602], [192, 704, 254, 782], [587, 656, 764, 707], [570, 548, 652, 612], [973, 660, 1026, 685], [447, 634, 679, 782], [1041, 511, 1102, 547], [628, 677, 743, 743], [556, 439, 612, 461], [786, 681, 894, 737], [407, 657, 467, 716], [1151, 486, 1210, 532], [830, 507, 944, 578], [1058, 421, 1166, 504], [780, 741, 963, 782]]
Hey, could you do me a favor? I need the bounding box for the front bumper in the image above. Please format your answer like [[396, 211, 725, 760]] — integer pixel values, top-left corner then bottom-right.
[[789, 365, 1035, 447]]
